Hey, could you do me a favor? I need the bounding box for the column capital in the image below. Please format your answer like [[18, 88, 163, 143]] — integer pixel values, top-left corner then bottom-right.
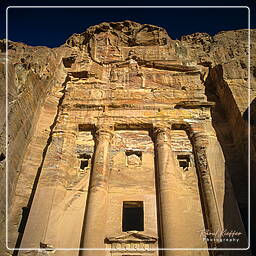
[[152, 124, 172, 147], [96, 124, 114, 134], [153, 122, 171, 133], [191, 132, 209, 150], [93, 124, 114, 143]]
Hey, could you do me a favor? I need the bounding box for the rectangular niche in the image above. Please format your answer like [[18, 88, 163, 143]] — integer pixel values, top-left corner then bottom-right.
[[177, 154, 191, 171], [78, 153, 91, 172], [125, 150, 142, 166], [122, 201, 144, 232]]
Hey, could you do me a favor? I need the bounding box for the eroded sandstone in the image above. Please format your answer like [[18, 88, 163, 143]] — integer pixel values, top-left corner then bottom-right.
[[0, 20, 255, 256]]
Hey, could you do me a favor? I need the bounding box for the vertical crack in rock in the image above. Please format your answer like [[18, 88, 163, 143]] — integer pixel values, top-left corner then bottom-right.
[[13, 74, 70, 252]]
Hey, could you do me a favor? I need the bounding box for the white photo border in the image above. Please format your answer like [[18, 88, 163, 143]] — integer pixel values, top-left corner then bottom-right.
[[5, 5, 251, 252]]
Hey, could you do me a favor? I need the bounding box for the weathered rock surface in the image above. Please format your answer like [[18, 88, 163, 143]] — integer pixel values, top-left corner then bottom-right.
[[0, 40, 69, 255], [0, 20, 255, 256], [180, 29, 256, 246]]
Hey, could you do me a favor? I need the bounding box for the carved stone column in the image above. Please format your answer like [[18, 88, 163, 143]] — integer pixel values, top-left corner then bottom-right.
[[80, 125, 114, 255], [153, 125, 177, 252], [191, 132, 222, 247]]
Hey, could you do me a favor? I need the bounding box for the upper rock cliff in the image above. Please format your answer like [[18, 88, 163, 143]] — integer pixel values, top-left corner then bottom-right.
[[65, 20, 170, 48]]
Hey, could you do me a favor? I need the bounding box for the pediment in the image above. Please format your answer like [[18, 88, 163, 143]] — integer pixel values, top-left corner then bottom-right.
[[106, 231, 157, 243]]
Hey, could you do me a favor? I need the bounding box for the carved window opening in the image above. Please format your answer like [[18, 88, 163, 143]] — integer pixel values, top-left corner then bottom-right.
[[0, 153, 5, 161], [78, 153, 91, 171], [122, 201, 144, 232], [125, 150, 142, 166], [177, 155, 190, 171], [80, 160, 89, 170]]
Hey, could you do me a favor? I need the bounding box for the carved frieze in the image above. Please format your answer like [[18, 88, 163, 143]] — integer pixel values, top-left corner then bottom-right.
[[106, 231, 157, 253]]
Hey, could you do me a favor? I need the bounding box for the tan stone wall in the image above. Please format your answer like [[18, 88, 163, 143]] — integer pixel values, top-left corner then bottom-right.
[[2, 21, 253, 256]]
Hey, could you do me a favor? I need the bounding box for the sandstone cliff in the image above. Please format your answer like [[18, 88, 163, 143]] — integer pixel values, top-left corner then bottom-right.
[[0, 21, 255, 255], [63, 24, 256, 238], [0, 40, 69, 254]]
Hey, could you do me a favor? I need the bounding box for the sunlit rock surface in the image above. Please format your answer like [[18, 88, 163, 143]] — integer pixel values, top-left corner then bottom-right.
[[0, 21, 255, 256]]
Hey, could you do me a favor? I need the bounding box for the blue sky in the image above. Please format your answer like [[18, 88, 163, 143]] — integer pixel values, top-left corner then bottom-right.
[[1, 0, 255, 48]]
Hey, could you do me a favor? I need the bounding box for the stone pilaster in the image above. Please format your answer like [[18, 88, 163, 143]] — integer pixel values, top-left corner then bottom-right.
[[153, 125, 176, 253], [19, 130, 77, 250], [80, 125, 114, 255], [191, 132, 222, 247], [42, 130, 86, 250]]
